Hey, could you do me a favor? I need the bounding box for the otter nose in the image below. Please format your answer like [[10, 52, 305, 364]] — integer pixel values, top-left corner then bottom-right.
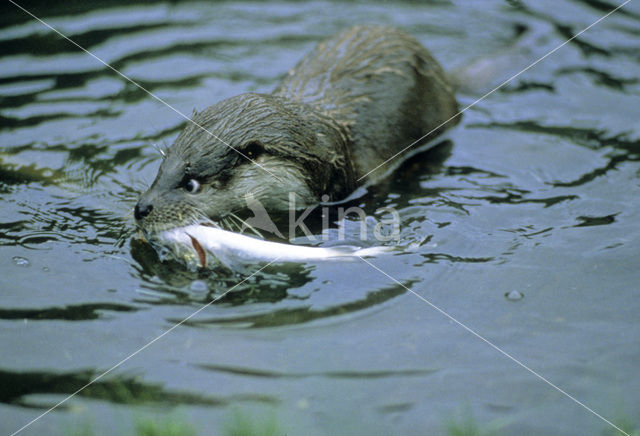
[[134, 201, 153, 221]]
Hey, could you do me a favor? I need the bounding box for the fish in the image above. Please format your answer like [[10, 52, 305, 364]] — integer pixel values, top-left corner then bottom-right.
[[151, 224, 392, 269]]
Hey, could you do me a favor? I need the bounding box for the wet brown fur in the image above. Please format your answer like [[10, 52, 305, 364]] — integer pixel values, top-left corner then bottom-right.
[[135, 26, 459, 233]]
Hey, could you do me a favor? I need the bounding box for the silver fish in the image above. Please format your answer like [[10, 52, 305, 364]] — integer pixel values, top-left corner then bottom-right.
[[154, 224, 391, 269]]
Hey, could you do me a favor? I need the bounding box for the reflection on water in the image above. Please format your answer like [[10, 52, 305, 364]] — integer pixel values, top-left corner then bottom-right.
[[1, 1, 639, 435], [195, 363, 437, 380], [176, 281, 410, 328], [0, 368, 275, 408], [0, 302, 137, 321]]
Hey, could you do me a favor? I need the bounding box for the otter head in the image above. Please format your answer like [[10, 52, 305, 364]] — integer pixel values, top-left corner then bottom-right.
[[134, 93, 356, 237]]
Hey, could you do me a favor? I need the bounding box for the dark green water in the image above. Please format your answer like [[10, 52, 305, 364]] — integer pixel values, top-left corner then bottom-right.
[[1, 1, 639, 435]]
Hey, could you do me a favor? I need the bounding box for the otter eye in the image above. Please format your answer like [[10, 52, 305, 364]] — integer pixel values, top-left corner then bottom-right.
[[184, 178, 200, 193], [244, 142, 264, 159]]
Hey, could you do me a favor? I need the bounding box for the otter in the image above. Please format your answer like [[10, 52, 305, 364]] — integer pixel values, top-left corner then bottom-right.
[[134, 25, 459, 239]]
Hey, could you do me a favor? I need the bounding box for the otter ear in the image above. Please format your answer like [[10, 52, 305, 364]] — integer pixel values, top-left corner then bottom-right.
[[243, 141, 265, 159]]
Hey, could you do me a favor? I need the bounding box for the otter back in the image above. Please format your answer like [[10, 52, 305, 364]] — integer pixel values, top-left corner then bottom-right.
[[273, 25, 460, 179]]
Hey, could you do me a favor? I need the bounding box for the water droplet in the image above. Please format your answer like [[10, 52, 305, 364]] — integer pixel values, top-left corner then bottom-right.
[[42, 266, 50, 272], [12, 256, 30, 267], [505, 290, 523, 301], [190, 280, 208, 293]]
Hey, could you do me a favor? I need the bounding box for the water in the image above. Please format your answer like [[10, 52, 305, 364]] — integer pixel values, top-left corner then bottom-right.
[[1, 1, 639, 435]]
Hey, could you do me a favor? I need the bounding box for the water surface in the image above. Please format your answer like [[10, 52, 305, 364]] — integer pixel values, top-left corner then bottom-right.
[[1, 1, 639, 435]]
